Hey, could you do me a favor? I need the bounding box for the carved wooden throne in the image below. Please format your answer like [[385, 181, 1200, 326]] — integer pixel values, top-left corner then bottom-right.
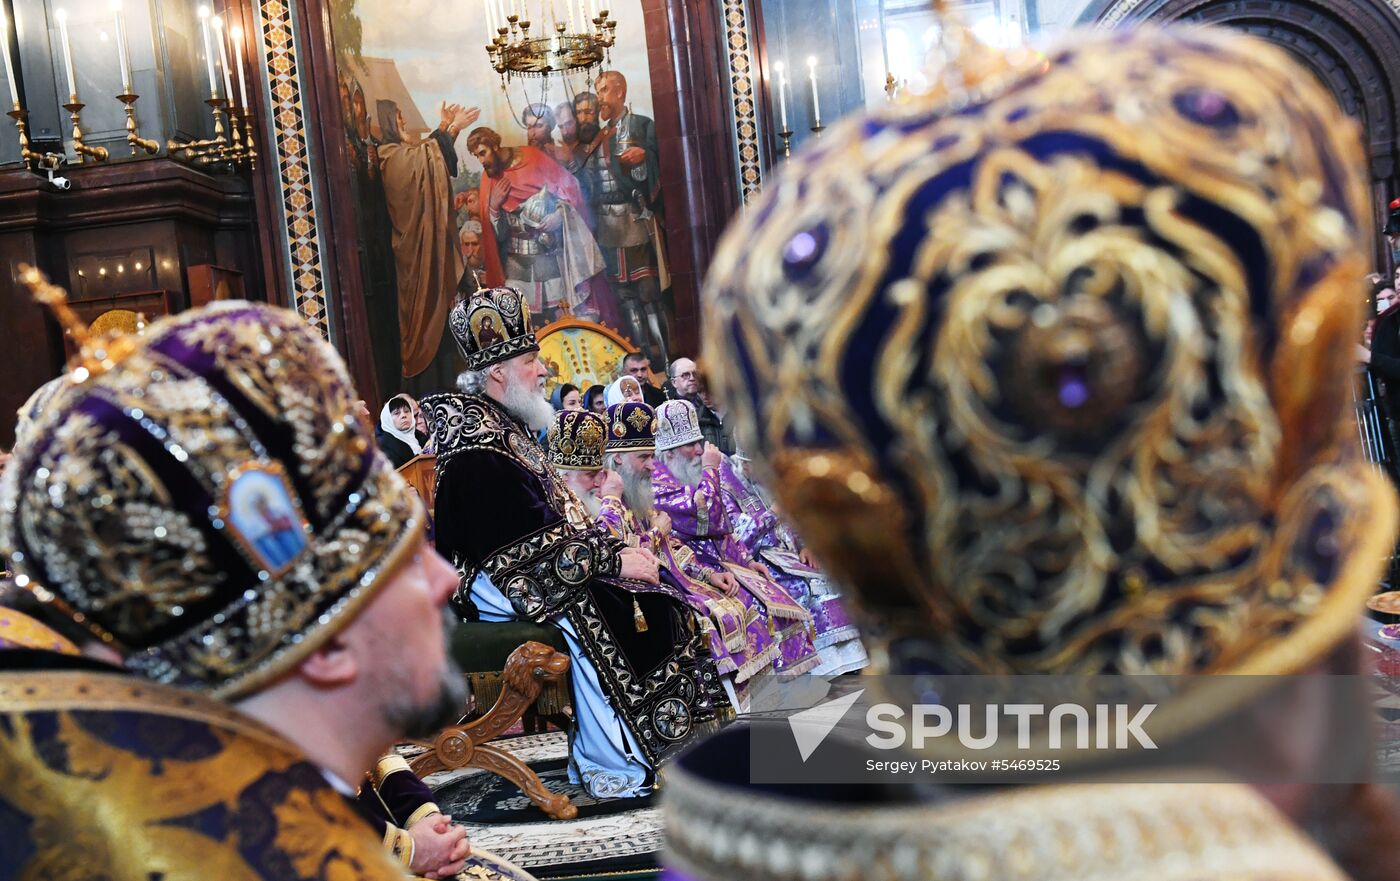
[[409, 640, 579, 820]]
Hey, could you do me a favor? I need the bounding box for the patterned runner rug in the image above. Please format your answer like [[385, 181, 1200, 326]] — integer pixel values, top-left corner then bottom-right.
[[425, 732, 663, 879]]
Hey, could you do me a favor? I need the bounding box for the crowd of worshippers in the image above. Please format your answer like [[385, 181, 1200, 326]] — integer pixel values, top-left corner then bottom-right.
[[372, 350, 735, 471]]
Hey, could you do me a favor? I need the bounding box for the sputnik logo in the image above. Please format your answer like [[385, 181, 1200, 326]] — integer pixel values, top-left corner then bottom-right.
[[786, 688, 865, 762]]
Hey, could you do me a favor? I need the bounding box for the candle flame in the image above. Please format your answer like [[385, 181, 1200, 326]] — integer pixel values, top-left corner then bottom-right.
[[211, 14, 224, 29], [232, 25, 243, 39], [110, 0, 122, 10], [197, 5, 210, 19], [54, 8, 68, 23], [773, 60, 783, 73], [806, 55, 816, 68]]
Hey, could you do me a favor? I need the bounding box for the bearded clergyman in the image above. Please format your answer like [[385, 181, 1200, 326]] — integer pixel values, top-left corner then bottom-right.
[[593, 402, 792, 705], [423, 288, 725, 799], [650, 399, 818, 679], [717, 452, 867, 676]]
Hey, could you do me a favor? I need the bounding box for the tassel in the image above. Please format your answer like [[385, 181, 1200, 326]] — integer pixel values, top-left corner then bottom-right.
[[633, 596, 649, 632]]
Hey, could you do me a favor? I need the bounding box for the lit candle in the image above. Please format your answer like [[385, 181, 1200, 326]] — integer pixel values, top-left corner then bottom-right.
[[54, 8, 76, 100], [231, 25, 247, 109], [588, 0, 597, 23], [0, 9, 19, 105], [211, 15, 233, 102], [197, 6, 216, 96], [773, 59, 788, 131], [483, 0, 495, 35], [807, 56, 820, 127], [112, 0, 131, 93], [566, 0, 575, 32]]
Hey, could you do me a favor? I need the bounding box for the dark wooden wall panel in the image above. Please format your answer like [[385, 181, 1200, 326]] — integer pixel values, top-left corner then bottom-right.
[[0, 159, 261, 448]]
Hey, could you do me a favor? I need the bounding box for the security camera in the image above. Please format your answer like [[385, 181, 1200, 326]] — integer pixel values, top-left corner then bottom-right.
[[45, 168, 71, 191]]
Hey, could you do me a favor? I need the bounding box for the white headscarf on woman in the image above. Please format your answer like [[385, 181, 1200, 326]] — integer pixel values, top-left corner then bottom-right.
[[378, 394, 423, 456], [604, 375, 643, 407]]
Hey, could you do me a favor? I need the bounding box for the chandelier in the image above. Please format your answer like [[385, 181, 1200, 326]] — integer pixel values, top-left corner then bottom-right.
[[484, 0, 617, 81]]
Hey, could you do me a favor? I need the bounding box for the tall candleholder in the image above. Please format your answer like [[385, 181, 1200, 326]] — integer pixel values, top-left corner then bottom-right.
[[116, 93, 159, 156], [810, 123, 825, 139], [239, 111, 257, 170], [6, 104, 45, 169], [779, 128, 793, 159], [219, 105, 257, 169], [62, 95, 110, 163], [168, 96, 229, 167], [224, 105, 244, 156]]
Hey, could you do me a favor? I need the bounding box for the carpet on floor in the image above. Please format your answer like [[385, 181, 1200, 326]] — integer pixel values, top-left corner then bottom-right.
[[426, 731, 663, 880]]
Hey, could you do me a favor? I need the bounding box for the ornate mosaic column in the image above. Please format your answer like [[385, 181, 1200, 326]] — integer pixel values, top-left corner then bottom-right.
[[252, 0, 332, 338], [719, 0, 764, 203]]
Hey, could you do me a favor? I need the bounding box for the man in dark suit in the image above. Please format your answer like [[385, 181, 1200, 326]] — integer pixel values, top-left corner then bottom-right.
[[623, 351, 667, 408]]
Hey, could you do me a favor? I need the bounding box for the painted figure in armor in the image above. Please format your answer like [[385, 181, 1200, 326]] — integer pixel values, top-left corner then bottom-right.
[[470, 128, 607, 325], [668, 16, 1400, 881], [577, 71, 670, 363], [424, 289, 726, 800]]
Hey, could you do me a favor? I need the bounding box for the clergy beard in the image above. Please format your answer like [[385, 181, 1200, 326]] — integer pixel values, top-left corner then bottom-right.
[[379, 609, 469, 739], [577, 490, 603, 519], [501, 376, 555, 432], [562, 472, 602, 517], [619, 462, 655, 521], [576, 122, 600, 144], [662, 450, 705, 488]]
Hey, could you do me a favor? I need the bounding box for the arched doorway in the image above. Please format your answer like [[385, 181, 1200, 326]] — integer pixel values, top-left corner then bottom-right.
[[1083, 0, 1400, 269]]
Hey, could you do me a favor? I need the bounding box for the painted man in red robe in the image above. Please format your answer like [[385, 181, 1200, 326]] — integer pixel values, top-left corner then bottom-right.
[[467, 126, 607, 325]]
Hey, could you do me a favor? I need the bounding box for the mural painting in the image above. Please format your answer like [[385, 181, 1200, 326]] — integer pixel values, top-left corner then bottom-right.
[[328, 0, 674, 399]]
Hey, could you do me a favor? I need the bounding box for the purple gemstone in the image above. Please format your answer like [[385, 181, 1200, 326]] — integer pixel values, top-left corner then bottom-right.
[[1056, 366, 1090, 409], [1302, 506, 1339, 584], [781, 223, 830, 280], [1173, 87, 1240, 128]]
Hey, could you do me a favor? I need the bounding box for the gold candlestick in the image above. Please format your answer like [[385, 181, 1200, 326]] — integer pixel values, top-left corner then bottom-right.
[[62, 95, 109, 163], [779, 127, 793, 159], [168, 96, 229, 166], [6, 103, 44, 169], [241, 113, 257, 170], [116, 92, 159, 155], [219, 105, 257, 169], [224, 105, 244, 156]]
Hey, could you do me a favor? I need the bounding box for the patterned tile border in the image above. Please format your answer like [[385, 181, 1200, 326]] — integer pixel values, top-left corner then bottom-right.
[[720, 0, 764, 203], [254, 0, 331, 338]]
